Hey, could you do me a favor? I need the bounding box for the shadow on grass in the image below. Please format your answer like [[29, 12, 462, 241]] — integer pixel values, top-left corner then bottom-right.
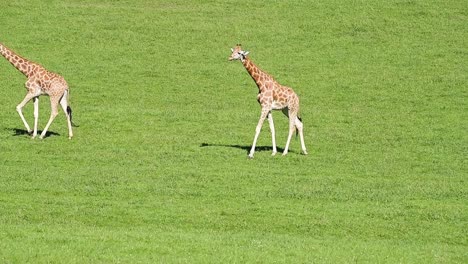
[[7, 128, 60, 138], [200, 143, 287, 154]]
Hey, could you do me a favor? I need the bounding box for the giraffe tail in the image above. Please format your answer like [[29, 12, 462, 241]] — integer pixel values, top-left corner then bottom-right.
[[296, 116, 303, 138], [67, 106, 79, 127], [64, 89, 78, 127], [67, 106, 73, 125]]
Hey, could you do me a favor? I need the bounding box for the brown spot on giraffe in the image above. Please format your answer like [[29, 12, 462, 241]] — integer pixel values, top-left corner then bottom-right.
[[0, 42, 74, 139], [229, 44, 308, 158]]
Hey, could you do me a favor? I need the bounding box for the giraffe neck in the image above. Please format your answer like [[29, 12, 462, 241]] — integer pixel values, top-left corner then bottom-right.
[[242, 57, 274, 91], [0, 43, 34, 77]]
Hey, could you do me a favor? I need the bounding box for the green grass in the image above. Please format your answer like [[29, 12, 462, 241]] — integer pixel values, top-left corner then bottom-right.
[[0, 0, 467, 262]]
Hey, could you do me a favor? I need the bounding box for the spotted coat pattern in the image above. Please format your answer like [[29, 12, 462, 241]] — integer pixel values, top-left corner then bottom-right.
[[229, 45, 307, 158], [0, 42, 73, 139]]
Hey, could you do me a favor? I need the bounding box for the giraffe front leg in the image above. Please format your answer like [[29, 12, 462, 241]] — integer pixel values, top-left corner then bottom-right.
[[16, 92, 35, 136], [249, 109, 269, 159], [267, 112, 277, 156], [32, 97, 39, 139]]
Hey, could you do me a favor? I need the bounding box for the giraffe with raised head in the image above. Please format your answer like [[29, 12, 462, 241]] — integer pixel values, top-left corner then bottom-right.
[[0, 42, 73, 139], [229, 44, 307, 158]]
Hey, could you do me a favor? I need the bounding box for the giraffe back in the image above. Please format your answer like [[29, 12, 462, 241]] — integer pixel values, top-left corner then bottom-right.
[[27, 67, 69, 97]]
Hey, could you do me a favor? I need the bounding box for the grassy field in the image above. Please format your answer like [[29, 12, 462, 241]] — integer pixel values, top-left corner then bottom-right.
[[0, 0, 466, 262]]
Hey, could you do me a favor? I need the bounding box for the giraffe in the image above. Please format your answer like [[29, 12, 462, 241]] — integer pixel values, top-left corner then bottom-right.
[[0, 42, 73, 139], [229, 44, 307, 158]]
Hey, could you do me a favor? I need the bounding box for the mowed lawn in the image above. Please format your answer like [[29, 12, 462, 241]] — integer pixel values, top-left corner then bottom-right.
[[0, 0, 466, 263]]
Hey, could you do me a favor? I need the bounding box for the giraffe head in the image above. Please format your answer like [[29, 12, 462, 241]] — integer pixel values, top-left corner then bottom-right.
[[228, 44, 249, 61]]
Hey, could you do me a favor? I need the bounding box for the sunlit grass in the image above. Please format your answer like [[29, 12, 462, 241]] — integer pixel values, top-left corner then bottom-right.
[[0, 0, 466, 262]]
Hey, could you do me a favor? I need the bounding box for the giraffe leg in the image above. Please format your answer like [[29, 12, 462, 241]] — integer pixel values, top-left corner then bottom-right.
[[16, 92, 36, 135], [59, 91, 73, 139], [267, 112, 277, 156], [32, 97, 39, 138], [249, 108, 269, 159], [295, 117, 308, 155], [283, 111, 297, 156], [39, 96, 60, 139]]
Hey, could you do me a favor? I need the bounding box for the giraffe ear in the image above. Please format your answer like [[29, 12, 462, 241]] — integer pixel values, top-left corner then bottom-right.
[[244, 51, 250, 56], [231, 48, 234, 52]]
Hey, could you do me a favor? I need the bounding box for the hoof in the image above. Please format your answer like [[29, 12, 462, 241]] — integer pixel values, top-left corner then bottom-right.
[[271, 151, 277, 156]]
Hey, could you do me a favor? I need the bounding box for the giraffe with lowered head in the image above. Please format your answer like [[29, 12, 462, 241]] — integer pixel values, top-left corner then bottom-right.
[[229, 44, 307, 158], [0, 42, 73, 139]]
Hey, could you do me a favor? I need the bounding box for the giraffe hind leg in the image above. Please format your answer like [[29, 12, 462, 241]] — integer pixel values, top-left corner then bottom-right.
[[59, 90, 73, 139], [282, 108, 299, 138], [295, 116, 307, 155], [282, 114, 297, 156], [39, 95, 60, 139]]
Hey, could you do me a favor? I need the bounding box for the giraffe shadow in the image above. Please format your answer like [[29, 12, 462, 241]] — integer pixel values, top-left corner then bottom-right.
[[200, 143, 287, 154], [8, 128, 60, 138]]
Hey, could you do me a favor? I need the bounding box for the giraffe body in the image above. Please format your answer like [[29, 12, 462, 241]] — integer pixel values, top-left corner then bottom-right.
[[229, 45, 307, 158], [0, 42, 73, 139]]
